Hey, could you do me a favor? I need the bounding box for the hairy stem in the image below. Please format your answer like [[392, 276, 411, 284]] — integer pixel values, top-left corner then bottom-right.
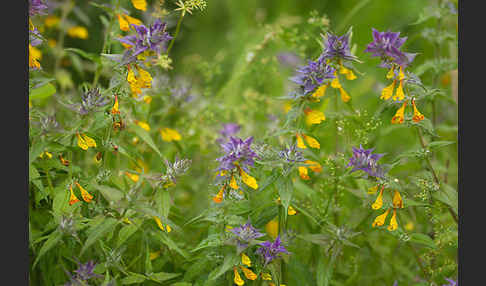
[[167, 12, 185, 55]]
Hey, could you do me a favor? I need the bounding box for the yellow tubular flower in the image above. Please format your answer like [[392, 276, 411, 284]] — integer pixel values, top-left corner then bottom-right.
[[166, 225, 172, 232], [127, 65, 152, 96], [239, 168, 258, 189], [241, 253, 251, 267], [240, 266, 257, 280], [150, 251, 161, 260], [229, 175, 239, 189], [143, 95, 152, 104], [412, 99, 425, 123], [67, 26, 88, 39], [372, 209, 390, 228], [368, 185, 379, 194], [303, 134, 320, 149], [44, 16, 60, 28], [381, 80, 396, 100], [117, 14, 142, 32], [305, 109, 326, 125], [283, 101, 292, 113], [136, 120, 151, 131], [75, 182, 93, 203], [288, 205, 297, 215], [393, 80, 405, 101], [111, 95, 120, 115], [386, 66, 395, 79], [154, 217, 165, 231], [391, 101, 407, 124], [306, 160, 322, 173], [387, 209, 398, 231], [233, 267, 245, 286], [82, 134, 97, 148], [312, 84, 328, 99], [339, 87, 351, 102], [392, 190, 404, 209], [161, 128, 181, 142], [265, 220, 279, 239], [77, 133, 88, 150], [371, 188, 384, 210], [125, 172, 140, 182], [29, 44, 41, 69], [212, 185, 225, 203], [298, 166, 310, 180], [59, 155, 70, 166], [296, 133, 307, 149], [398, 66, 405, 81], [39, 151, 53, 159], [262, 273, 272, 280], [69, 185, 80, 206], [131, 0, 147, 11], [345, 69, 357, 80], [331, 72, 341, 88]]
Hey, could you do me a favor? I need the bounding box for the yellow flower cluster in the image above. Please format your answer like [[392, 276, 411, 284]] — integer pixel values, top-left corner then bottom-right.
[[370, 185, 404, 231], [69, 182, 94, 205], [154, 216, 172, 232], [233, 254, 258, 286], [127, 65, 153, 96], [298, 160, 322, 180]]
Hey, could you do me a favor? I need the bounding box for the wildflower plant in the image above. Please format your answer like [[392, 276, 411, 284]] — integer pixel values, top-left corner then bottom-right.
[[29, 1, 457, 286]]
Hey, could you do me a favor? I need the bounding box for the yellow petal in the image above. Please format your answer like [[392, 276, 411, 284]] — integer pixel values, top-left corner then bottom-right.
[[240, 169, 258, 190], [296, 133, 307, 149], [380, 80, 396, 100], [233, 268, 245, 286], [76, 182, 93, 203], [339, 87, 351, 102], [262, 273, 272, 280], [29, 44, 41, 69], [124, 14, 142, 27], [212, 185, 225, 203], [44, 15, 60, 28], [143, 95, 152, 104], [298, 166, 310, 180], [67, 26, 88, 39], [125, 172, 140, 182], [305, 109, 326, 125], [137, 121, 151, 131], [393, 80, 405, 101], [386, 66, 395, 79], [305, 160, 322, 173], [229, 175, 239, 189], [398, 66, 405, 81], [367, 185, 379, 195], [288, 205, 297, 215], [131, 0, 147, 11], [82, 134, 97, 148], [392, 190, 404, 209], [77, 133, 89, 150], [123, 218, 132, 224], [331, 72, 341, 88], [312, 84, 328, 99], [372, 209, 390, 228], [117, 14, 129, 31], [371, 189, 384, 210], [265, 220, 279, 239], [241, 253, 252, 267], [150, 251, 161, 260], [154, 217, 165, 231], [111, 95, 120, 114], [166, 225, 172, 232], [240, 266, 257, 280], [69, 185, 80, 206], [345, 69, 357, 80], [387, 209, 398, 231], [391, 101, 407, 124], [161, 128, 181, 142], [283, 101, 292, 113], [412, 99, 425, 123], [303, 134, 320, 149]]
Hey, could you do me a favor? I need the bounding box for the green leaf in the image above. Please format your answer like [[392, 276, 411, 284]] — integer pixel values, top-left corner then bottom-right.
[[65, 48, 101, 64], [156, 190, 171, 218], [408, 233, 437, 249], [317, 250, 337, 286], [121, 273, 147, 284], [153, 231, 189, 259], [277, 177, 293, 222], [93, 184, 124, 204], [132, 125, 163, 159], [427, 140, 456, 150], [30, 83, 56, 100], [116, 224, 138, 248], [33, 230, 62, 268], [80, 217, 119, 255], [207, 253, 239, 281], [433, 184, 458, 214], [148, 272, 182, 283]]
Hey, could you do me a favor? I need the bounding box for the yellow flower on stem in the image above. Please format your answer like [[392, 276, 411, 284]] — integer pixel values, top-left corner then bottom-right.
[[69, 184, 80, 206], [287, 205, 297, 215], [239, 168, 258, 189], [381, 80, 396, 100], [59, 155, 70, 166], [368, 185, 379, 194], [143, 95, 152, 104], [283, 101, 292, 113], [386, 66, 395, 79], [117, 13, 142, 32], [296, 133, 307, 149], [306, 160, 322, 173], [127, 65, 152, 96], [265, 220, 279, 239], [262, 273, 272, 280], [44, 16, 60, 28], [392, 190, 404, 209], [150, 251, 161, 260], [312, 84, 328, 99], [125, 172, 140, 182], [241, 253, 251, 267], [233, 267, 245, 286], [387, 209, 398, 231], [339, 87, 351, 102], [371, 187, 384, 210], [339, 62, 357, 80], [136, 120, 151, 131], [393, 80, 405, 101], [160, 128, 182, 142], [212, 185, 225, 203], [302, 134, 320, 149], [229, 175, 239, 189], [298, 166, 310, 180], [304, 108, 326, 125], [67, 26, 88, 39], [39, 151, 52, 159], [391, 101, 407, 124], [154, 216, 165, 231], [372, 208, 390, 228], [412, 99, 425, 123], [29, 44, 41, 70], [111, 95, 120, 115], [75, 182, 93, 203], [240, 266, 257, 280], [77, 133, 96, 150], [398, 66, 405, 80], [331, 72, 341, 89], [131, 0, 147, 11]]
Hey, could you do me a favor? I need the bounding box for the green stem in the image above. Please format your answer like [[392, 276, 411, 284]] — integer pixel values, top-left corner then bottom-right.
[[334, 90, 339, 153], [167, 12, 185, 55], [54, 0, 75, 72], [408, 242, 430, 282]]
